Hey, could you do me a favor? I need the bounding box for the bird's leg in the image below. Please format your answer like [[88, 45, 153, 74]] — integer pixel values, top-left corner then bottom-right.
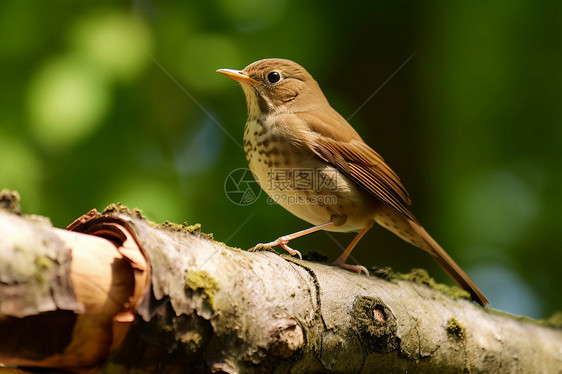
[[333, 221, 374, 275], [250, 222, 336, 259]]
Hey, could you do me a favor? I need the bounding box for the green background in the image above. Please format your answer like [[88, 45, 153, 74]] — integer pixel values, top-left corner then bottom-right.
[[1, 1, 560, 319]]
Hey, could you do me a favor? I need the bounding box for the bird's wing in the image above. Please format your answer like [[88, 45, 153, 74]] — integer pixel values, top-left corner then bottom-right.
[[296, 112, 415, 221]]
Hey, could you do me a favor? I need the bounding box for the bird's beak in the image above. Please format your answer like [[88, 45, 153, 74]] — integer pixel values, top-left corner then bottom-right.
[[216, 69, 262, 85]]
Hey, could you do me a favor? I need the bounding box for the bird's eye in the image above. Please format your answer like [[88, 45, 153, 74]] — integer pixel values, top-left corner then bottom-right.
[[267, 71, 281, 83]]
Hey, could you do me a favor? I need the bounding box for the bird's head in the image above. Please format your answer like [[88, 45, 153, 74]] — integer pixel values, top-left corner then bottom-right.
[[217, 58, 328, 119]]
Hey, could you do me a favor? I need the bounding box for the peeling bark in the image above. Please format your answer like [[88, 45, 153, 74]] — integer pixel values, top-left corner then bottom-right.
[[0, 198, 561, 373]]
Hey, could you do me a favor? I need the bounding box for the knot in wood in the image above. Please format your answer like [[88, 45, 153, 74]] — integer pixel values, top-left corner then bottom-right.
[[351, 296, 399, 354], [268, 319, 304, 358]]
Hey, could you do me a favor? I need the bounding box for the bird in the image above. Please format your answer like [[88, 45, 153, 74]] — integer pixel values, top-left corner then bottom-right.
[[217, 58, 489, 306]]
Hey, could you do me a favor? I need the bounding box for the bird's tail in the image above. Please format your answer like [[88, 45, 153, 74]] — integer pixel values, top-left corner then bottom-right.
[[374, 207, 489, 306], [407, 220, 489, 306]]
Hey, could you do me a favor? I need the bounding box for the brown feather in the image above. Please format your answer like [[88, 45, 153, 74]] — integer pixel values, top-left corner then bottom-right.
[[408, 220, 490, 306], [296, 111, 414, 221]]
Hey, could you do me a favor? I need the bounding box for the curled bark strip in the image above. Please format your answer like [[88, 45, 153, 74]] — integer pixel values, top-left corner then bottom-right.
[[0, 208, 148, 373]]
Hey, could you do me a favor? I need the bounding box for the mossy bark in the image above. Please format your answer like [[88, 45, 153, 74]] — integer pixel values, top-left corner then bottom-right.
[[0, 199, 561, 373]]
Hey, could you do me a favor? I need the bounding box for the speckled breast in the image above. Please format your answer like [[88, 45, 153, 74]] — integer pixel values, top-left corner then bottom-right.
[[243, 118, 373, 232]]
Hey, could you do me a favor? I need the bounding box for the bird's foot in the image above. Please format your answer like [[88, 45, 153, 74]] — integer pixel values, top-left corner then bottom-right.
[[333, 257, 369, 276], [249, 239, 281, 252], [278, 238, 303, 260], [249, 236, 302, 260]]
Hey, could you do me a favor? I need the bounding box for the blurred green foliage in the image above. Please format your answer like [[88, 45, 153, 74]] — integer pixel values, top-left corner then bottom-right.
[[0, 1, 560, 318]]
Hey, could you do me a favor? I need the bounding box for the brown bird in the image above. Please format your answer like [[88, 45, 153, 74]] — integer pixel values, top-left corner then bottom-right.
[[217, 58, 489, 306]]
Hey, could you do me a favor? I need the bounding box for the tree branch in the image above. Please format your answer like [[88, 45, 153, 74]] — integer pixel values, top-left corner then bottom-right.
[[0, 194, 561, 373]]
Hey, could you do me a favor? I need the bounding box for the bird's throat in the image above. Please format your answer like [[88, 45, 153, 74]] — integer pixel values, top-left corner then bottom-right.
[[242, 85, 272, 120]]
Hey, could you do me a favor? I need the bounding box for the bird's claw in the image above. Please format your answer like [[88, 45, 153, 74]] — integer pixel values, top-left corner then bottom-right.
[[279, 243, 302, 260], [249, 236, 302, 260], [333, 259, 370, 276], [249, 243, 268, 252]]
